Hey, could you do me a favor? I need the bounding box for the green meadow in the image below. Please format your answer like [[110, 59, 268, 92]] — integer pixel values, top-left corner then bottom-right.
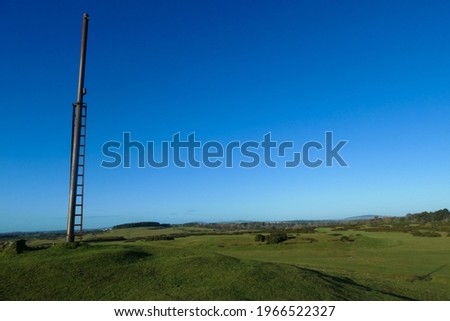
[[1, 225, 449, 300]]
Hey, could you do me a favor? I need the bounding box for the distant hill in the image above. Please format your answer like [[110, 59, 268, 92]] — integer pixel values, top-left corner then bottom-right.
[[342, 215, 380, 221]]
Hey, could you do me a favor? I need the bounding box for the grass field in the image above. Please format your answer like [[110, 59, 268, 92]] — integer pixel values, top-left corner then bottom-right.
[[1, 226, 449, 300]]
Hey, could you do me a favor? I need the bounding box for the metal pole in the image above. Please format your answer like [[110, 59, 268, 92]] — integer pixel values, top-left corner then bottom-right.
[[67, 13, 89, 242]]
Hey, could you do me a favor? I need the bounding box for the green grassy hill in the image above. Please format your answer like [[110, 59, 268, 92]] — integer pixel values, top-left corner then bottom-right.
[[1, 227, 449, 300]]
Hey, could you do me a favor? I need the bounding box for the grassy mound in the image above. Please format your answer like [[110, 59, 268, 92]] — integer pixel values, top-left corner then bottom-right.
[[0, 243, 411, 300]]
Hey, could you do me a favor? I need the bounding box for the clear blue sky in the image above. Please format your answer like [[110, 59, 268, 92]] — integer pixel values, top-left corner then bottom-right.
[[1, 0, 449, 232]]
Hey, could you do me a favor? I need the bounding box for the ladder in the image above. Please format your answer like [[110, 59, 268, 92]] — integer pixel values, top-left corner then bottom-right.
[[71, 102, 87, 240]]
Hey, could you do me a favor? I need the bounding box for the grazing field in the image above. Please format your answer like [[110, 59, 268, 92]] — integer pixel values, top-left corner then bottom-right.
[[1, 225, 449, 300]]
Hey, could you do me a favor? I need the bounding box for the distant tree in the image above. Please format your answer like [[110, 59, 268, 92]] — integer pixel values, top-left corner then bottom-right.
[[266, 232, 288, 244], [254, 234, 266, 242], [112, 222, 169, 229], [340, 236, 355, 242], [405, 209, 449, 223]]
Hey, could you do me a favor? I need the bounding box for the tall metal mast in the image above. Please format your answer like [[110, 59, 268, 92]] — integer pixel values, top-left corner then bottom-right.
[[67, 13, 89, 242]]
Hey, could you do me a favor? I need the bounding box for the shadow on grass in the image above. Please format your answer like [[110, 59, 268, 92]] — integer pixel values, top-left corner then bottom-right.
[[410, 264, 447, 282], [299, 266, 416, 300], [25, 245, 52, 252]]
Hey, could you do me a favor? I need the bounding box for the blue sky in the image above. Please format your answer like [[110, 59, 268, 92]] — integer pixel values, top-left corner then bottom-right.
[[1, 0, 449, 232]]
